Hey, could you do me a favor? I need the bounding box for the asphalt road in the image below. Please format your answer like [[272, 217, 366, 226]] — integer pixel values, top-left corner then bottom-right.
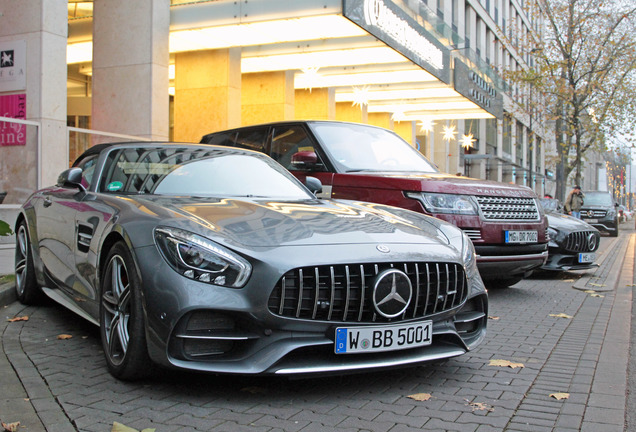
[[0, 226, 634, 432]]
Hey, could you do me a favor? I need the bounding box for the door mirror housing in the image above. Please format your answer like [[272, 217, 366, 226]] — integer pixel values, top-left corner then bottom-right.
[[305, 176, 323, 195], [291, 151, 319, 170], [57, 167, 86, 192]]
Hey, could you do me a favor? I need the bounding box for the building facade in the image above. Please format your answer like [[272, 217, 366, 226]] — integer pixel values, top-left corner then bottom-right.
[[0, 0, 553, 207]]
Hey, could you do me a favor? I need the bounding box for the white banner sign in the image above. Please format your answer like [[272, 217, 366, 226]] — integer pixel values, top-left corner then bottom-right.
[[0, 39, 26, 92]]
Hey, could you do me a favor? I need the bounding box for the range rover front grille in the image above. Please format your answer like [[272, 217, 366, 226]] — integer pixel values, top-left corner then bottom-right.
[[268, 262, 468, 323], [476, 196, 540, 221]]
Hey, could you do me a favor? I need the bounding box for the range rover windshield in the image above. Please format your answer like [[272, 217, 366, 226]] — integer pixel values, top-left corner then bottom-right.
[[308, 122, 439, 173]]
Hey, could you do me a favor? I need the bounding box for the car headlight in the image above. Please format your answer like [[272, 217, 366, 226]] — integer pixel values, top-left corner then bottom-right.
[[461, 232, 479, 280], [547, 227, 559, 247], [406, 192, 479, 215], [154, 227, 251, 288]]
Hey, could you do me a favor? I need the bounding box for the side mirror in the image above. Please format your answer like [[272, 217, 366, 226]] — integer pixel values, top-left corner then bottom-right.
[[305, 176, 323, 195], [57, 167, 86, 192], [291, 151, 319, 170]]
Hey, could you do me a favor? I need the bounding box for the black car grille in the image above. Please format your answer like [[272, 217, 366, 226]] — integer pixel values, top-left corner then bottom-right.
[[583, 210, 607, 218], [476, 196, 540, 221], [268, 262, 468, 323], [563, 231, 599, 252]]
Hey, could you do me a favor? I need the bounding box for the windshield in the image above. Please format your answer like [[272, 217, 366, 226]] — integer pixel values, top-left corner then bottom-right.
[[309, 122, 438, 173], [584, 192, 614, 206], [539, 198, 560, 212], [101, 146, 313, 199]]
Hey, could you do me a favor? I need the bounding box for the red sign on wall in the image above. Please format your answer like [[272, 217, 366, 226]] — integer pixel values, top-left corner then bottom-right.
[[0, 93, 26, 146]]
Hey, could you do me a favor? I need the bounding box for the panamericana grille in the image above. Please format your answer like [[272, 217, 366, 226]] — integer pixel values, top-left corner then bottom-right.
[[475, 196, 540, 221], [563, 231, 599, 253], [268, 262, 468, 323], [584, 210, 606, 218]]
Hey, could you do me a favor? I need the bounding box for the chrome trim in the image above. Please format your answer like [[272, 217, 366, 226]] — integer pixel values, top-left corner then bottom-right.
[[274, 347, 467, 375], [476, 251, 549, 262]]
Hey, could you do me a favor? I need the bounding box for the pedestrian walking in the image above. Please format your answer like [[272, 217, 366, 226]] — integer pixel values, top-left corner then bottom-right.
[[564, 185, 584, 218]]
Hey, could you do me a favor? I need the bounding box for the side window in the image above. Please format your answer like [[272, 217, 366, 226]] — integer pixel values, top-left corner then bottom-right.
[[76, 155, 98, 189], [271, 126, 326, 172], [234, 128, 270, 153], [203, 131, 237, 147]]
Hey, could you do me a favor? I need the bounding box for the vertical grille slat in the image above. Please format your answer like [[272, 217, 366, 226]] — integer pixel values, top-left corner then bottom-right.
[[358, 265, 366, 322], [328, 266, 336, 321], [343, 266, 351, 321], [269, 261, 468, 323], [296, 269, 304, 318]]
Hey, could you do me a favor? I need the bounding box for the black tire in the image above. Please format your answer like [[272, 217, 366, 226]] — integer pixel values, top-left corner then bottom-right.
[[14, 221, 43, 304], [610, 228, 618, 237], [486, 277, 523, 289], [100, 241, 153, 380]]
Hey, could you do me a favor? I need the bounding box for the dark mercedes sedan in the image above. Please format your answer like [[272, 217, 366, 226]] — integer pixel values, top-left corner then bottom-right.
[[539, 198, 600, 271], [14, 143, 487, 380]]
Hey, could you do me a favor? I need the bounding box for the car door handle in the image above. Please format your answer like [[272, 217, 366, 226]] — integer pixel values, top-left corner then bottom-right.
[[43, 197, 52, 208]]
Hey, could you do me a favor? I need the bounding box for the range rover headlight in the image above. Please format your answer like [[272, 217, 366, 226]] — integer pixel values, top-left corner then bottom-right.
[[406, 192, 479, 215], [155, 227, 251, 288]]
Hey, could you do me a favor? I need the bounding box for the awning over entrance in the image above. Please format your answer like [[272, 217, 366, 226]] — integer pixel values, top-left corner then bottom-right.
[[67, 0, 503, 123]]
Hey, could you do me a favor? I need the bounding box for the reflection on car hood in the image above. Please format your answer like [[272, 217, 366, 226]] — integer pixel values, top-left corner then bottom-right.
[[339, 172, 537, 198], [546, 212, 599, 231], [139, 196, 452, 248]]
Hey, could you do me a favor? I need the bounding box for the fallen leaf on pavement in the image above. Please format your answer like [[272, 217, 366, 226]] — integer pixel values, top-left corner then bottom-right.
[[407, 393, 432, 401], [562, 279, 575, 283], [589, 283, 606, 287], [488, 316, 500, 320], [549, 392, 570, 400], [2, 421, 20, 432], [7, 316, 28, 322], [589, 293, 604, 298], [465, 399, 495, 412], [549, 313, 573, 319], [111, 422, 155, 432], [489, 359, 524, 369], [57, 334, 73, 340]]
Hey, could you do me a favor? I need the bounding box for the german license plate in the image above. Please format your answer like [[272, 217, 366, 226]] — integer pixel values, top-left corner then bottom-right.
[[505, 230, 538, 243], [335, 321, 432, 354], [584, 218, 598, 224], [578, 252, 596, 263]]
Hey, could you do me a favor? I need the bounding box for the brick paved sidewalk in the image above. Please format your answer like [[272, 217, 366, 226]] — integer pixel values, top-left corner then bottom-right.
[[0, 231, 633, 431]]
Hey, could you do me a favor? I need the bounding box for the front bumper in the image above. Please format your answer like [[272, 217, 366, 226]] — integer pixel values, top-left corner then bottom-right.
[[134, 244, 488, 375], [474, 244, 549, 279]]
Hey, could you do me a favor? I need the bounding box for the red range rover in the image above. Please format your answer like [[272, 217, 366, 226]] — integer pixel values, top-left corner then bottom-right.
[[201, 120, 548, 287]]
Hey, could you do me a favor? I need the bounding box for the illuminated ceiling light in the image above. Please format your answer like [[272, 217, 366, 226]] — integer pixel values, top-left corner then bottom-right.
[[336, 87, 459, 102], [351, 86, 370, 108], [299, 67, 321, 91], [67, 14, 368, 64], [418, 118, 435, 133], [391, 110, 407, 122], [461, 134, 476, 149], [171, 15, 367, 52], [443, 125, 457, 141], [374, 112, 495, 121], [242, 46, 406, 73], [296, 68, 436, 89], [67, 41, 93, 64]]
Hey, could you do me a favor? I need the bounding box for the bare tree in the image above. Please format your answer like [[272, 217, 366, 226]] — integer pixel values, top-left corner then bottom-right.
[[509, 0, 636, 200]]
